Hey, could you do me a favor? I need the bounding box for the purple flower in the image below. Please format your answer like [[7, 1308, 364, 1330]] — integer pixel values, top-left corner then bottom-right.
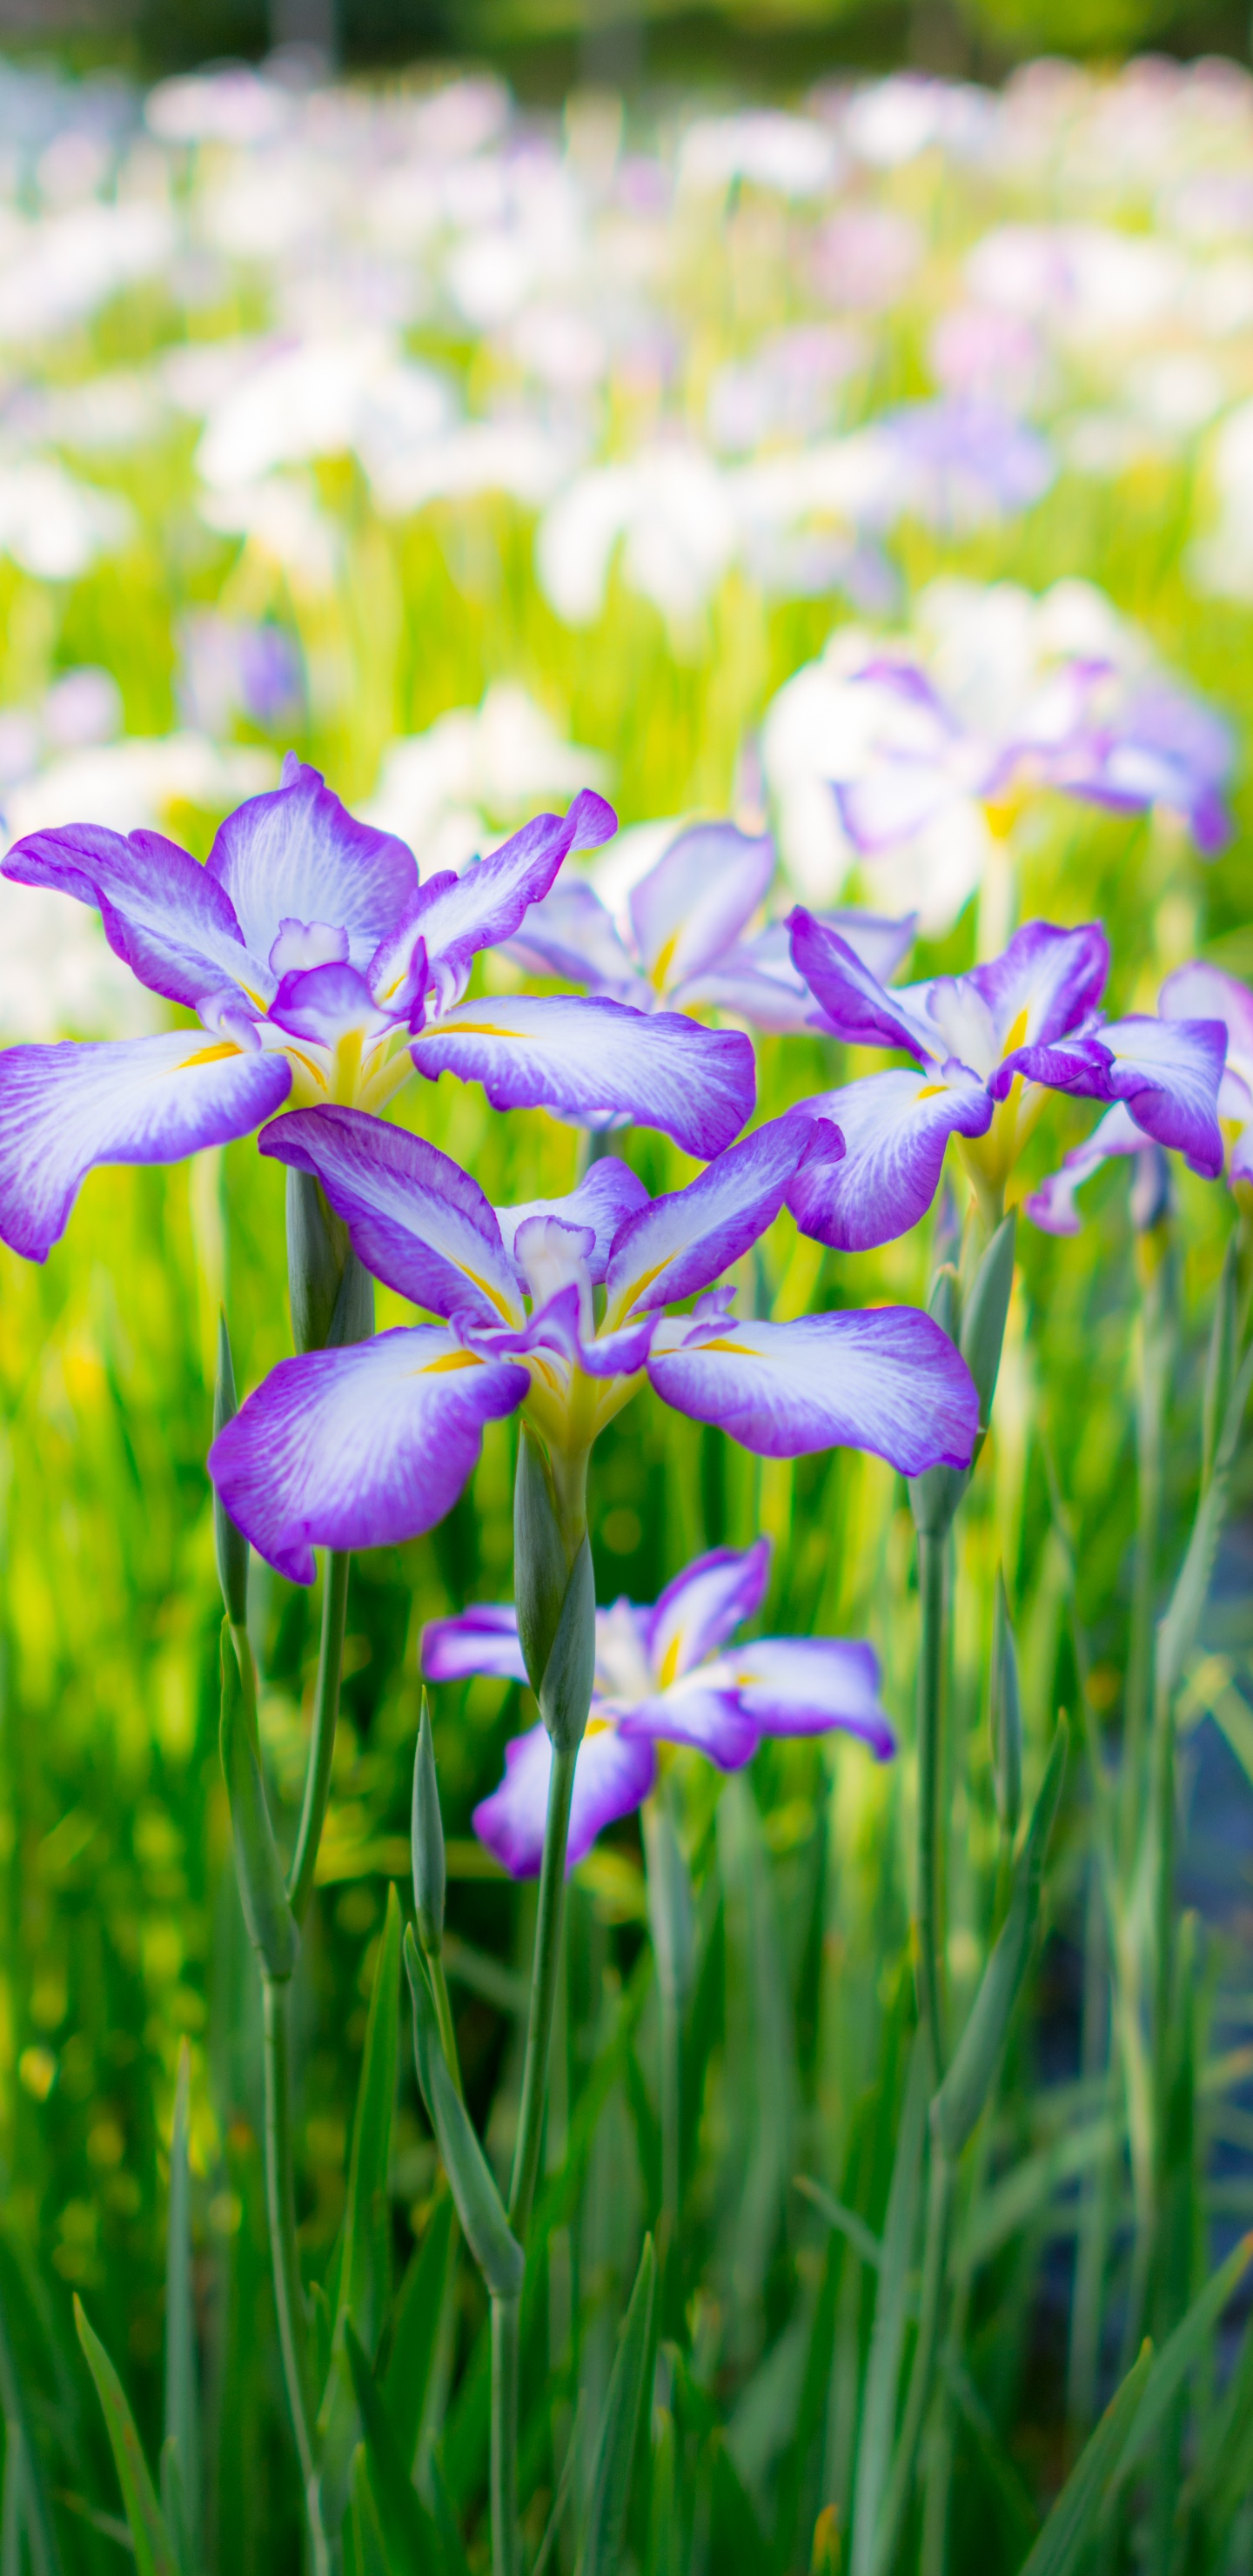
[[506, 815, 915, 1036], [876, 398, 1055, 533], [785, 911, 1227, 1249], [207, 1104, 979, 1585], [423, 1539, 893, 1875], [0, 756, 756, 1259], [1029, 959, 1253, 1230]]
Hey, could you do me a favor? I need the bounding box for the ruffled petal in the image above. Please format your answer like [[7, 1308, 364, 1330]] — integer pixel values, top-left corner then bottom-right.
[[648, 1305, 979, 1472], [472, 1720, 656, 1877], [788, 1066, 992, 1252], [963, 919, 1109, 1054], [628, 822, 774, 993], [721, 1636, 895, 1759], [1162, 961, 1253, 1087], [643, 1539, 771, 1680], [506, 878, 638, 996], [678, 909, 916, 1035], [3, 821, 258, 1010], [268, 962, 393, 1045], [206, 755, 418, 974], [0, 1031, 291, 1260], [788, 909, 939, 1060], [997, 1015, 1226, 1177], [614, 1676, 760, 1768], [497, 1157, 649, 1285], [604, 1110, 841, 1322], [399, 789, 617, 1007], [259, 1106, 522, 1328], [423, 1605, 527, 1685], [208, 1324, 529, 1585], [411, 994, 756, 1157]]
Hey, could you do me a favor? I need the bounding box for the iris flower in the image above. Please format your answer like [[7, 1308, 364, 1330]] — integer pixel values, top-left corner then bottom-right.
[[506, 814, 915, 1036], [0, 756, 756, 1260], [1030, 960, 1253, 1231], [783, 913, 1227, 1250], [423, 1539, 893, 1876], [207, 1103, 979, 1585]]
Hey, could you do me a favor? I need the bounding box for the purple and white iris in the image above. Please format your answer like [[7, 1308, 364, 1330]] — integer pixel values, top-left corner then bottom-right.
[[1030, 959, 1253, 1231], [423, 1539, 893, 1875], [784, 912, 1227, 1250], [0, 756, 755, 1260], [207, 1103, 979, 1585], [506, 814, 915, 1036]]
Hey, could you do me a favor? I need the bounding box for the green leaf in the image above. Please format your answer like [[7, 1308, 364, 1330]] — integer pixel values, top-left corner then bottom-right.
[[338, 1884, 403, 2359], [1203, 1231, 1240, 1491], [990, 1569, 1023, 1840], [212, 1312, 249, 1627], [381, 2194, 456, 2475], [576, 2234, 656, 2576], [1107, 2231, 1253, 2498], [705, 2434, 768, 2576], [344, 2321, 445, 2575], [1158, 1342, 1253, 1701], [642, 1801, 694, 2011], [74, 2298, 179, 2576], [405, 1927, 524, 2303], [218, 1624, 298, 1982], [538, 1532, 596, 1754], [412, 1691, 446, 1957], [286, 1165, 373, 1353], [849, 2041, 928, 2576], [348, 2444, 392, 2576], [934, 1719, 1068, 2164], [0, 2256, 64, 2576], [793, 2177, 883, 2272], [961, 1211, 1017, 1443], [513, 1421, 574, 1697], [162, 2042, 199, 2576], [1016, 2341, 1154, 2576]]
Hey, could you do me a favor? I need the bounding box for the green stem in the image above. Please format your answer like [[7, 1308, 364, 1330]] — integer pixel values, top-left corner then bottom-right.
[[916, 1532, 948, 2083], [660, 1982, 681, 2242], [426, 1945, 464, 2100], [490, 2294, 521, 2576], [287, 1550, 351, 1927], [261, 1978, 329, 2576], [508, 1744, 578, 2237], [873, 2138, 952, 2576]]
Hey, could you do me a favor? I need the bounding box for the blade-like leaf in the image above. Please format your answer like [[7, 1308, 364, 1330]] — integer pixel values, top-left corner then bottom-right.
[[381, 2195, 457, 2475], [794, 2177, 883, 2272], [1158, 1345, 1253, 1701], [850, 2041, 928, 2576], [1017, 2342, 1154, 2576], [74, 2298, 179, 2576], [344, 2322, 445, 2575], [218, 1625, 298, 1982], [162, 2043, 199, 2575], [0, 2263, 63, 2576], [405, 1928, 524, 2303], [348, 2443, 392, 2576], [575, 2235, 656, 2576], [1107, 2231, 1253, 2497], [935, 1721, 1068, 2164], [338, 1884, 403, 2360]]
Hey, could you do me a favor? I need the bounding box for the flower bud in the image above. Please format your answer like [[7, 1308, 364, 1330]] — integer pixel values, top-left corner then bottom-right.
[[405, 1926, 524, 2301], [412, 1690, 446, 1958], [513, 1424, 595, 1754], [212, 1311, 250, 1628], [285, 1166, 373, 1355]]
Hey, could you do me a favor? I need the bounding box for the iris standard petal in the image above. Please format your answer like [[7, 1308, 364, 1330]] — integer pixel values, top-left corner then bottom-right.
[[726, 1636, 895, 1759], [472, 1720, 656, 1877], [0, 1032, 291, 1261], [259, 1106, 522, 1327], [3, 820, 259, 1010], [628, 821, 775, 992], [410, 993, 755, 1157], [678, 909, 916, 1035], [422, 1605, 528, 1685], [205, 755, 419, 972], [788, 910, 939, 1060], [402, 789, 618, 1003], [644, 1538, 771, 1680], [267, 961, 394, 1046], [603, 1110, 840, 1321], [647, 1306, 979, 1472], [208, 1325, 529, 1586], [613, 1676, 760, 1768], [497, 1157, 650, 1285], [788, 1066, 992, 1252], [506, 877, 638, 995], [1162, 961, 1253, 1086], [964, 919, 1109, 1054], [996, 1015, 1227, 1177]]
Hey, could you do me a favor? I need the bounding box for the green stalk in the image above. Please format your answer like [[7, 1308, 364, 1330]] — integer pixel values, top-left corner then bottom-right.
[[261, 1978, 330, 2576], [916, 1533, 948, 2083], [659, 1982, 681, 2242], [491, 2294, 521, 2576], [873, 2137, 953, 2576], [508, 1744, 578, 2237], [286, 1549, 351, 1927]]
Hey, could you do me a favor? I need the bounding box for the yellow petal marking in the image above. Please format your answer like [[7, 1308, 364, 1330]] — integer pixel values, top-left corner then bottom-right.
[[420, 1351, 484, 1377], [658, 1636, 681, 1687], [916, 1082, 947, 1100], [178, 1040, 242, 1069], [650, 932, 679, 993]]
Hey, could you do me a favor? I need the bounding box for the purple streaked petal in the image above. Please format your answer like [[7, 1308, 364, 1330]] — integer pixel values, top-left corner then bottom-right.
[[3, 821, 258, 1010], [0, 1032, 291, 1261], [835, 760, 961, 853], [788, 910, 939, 1060], [422, 1605, 527, 1685], [506, 878, 638, 995], [680, 909, 916, 1033], [643, 1539, 771, 1680], [497, 1157, 650, 1285], [267, 961, 394, 1045], [963, 919, 1109, 1055], [1161, 962, 1253, 1082], [614, 1678, 760, 1768], [1024, 1102, 1146, 1235], [208, 1325, 528, 1586], [716, 1635, 894, 1759], [400, 790, 618, 1007], [472, 1720, 656, 1877], [788, 1066, 992, 1252], [604, 1111, 841, 1322], [628, 822, 774, 992], [411, 994, 756, 1157], [269, 918, 350, 976], [997, 1016, 1226, 1177], [205, 755, 419, 974], [258, 1106, 520, 1328], [647, 1305, 979, 1472]]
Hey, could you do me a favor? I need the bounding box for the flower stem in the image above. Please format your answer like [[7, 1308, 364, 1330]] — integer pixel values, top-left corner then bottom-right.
[[873, 2136, 952, 2576], [916, 1530, 948, 2084], [491, 2293, 521, 2576], [261, 1976, 329, 2576], [287, 1549, 351, 1927], [660, 1982, 681, 2242], [509, 1744, 578, 2237]]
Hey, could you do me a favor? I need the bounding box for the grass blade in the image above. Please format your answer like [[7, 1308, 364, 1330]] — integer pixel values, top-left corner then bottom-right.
[[344, 2320, 446, 2575], [1108, 2231, 1253, 2496], [1017, 2340, 1154, 2576], [162, 2042, 199, 2574], [850, 2039, 928, 2576], [576, 2234, 656, 2576], [381, 2195, 457, 2474], [74, 2298, 179, 2576]]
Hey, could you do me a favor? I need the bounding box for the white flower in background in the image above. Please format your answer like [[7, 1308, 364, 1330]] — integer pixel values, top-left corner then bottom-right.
[[2, 733, 273, 847], [810, 207, 923, 312], [194, 331, 452, 490], [23, 367, 170, 452], [538, 446, 740, 627], [364, 682, 607, 875], [1188, 398, 1253, 599], [678, 111, 841, 198], [0, 461, 131, 579], [145, 67, 291, 147], [841, 75, 995, 169], [198, 475, 340, 592], [0, 202, 173, 343], [368, 419, 578, 520]]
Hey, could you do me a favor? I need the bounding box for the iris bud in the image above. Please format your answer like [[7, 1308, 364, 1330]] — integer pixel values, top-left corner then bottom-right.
[[412, 1690, 446, 1959], [514, 1423, 595, 1756], [285, 1167, 373, 1355], [405, 1926, 524, 2301]]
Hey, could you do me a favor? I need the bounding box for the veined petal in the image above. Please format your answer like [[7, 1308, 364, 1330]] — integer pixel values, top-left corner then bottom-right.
[[472, 1720, 656, 1877], [268, 961, 394, 1045], [835, 758, 961, 852], [614, 1676, 760, 1768], [402, 789, 618, 1005], [648, 1305, 978, 1472], [604, 1111, 841, 1321], [1162, 961, 1253, 1090], [721, 1635, 894, 1759], [259, 1106, 522, 1328], [788, 1066, 992, 1252], [497, 1157, 649, 1285], [208, 1325, 528, 1586], [206, 755, 418, 973], [0, 1032, 291, 1261], [506, 878, 638, 995], [964, 919, 1109, 1055], [644, 1539, 771, 1680], [628, 822, 774, 993], [1025, 1102, 1146, 1235], [423, 1605, 527, 1685], [997, 1016, 1226, 1177], [411, 994, 755, 1157], [788, 910, 939, 1061], [678, 909, 916, 1035], [3, 821, 258, 1010]]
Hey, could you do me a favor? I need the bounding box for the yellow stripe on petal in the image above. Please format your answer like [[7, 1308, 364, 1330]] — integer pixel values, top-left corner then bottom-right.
[[178, 1041, 242, 1069], [420, 1351, 485, 1376], [658, 1637, 680, 1687]]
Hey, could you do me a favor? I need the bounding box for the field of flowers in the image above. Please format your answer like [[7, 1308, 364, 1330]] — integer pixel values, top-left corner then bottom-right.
[[2, 37, 1253, 2576]]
